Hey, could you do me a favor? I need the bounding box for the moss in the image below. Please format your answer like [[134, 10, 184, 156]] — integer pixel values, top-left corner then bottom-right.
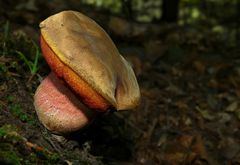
[[0, 126, 7, 137], [31, 147, 60, 164], [24, 153, 38, 165], [0, 124, 61, 164], [0, 124, 22, 143], [0, 143, 22, 165], [5, 95, 37, 125]]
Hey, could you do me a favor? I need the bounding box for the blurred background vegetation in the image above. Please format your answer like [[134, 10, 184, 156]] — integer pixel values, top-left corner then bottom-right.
[[80, 0, 239, 25], [80, 0, 239, 47], [0, 0, 239, 47]]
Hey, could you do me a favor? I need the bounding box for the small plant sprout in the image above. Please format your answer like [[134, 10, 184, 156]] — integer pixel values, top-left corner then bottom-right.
[[2, 21, 10, 56], [16, 41, 40, 80]]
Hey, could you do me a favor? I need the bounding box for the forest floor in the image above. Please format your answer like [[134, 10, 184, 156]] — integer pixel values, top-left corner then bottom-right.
[[0, 1, 240, 165]]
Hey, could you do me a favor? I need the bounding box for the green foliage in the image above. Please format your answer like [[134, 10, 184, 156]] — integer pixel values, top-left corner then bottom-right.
[[6, 95, 14, 102], [81, 0, 239, 30], [0, 124, 61, 165], [81, 0, 161, 22], [16, 41, 40, 75], [0, 124, 26, 165], [0, 21, 41, 77], [0, 125, 20, 142], [10, 104, 28, 122], [0, 127, 7, 137], [6, 95, 36, 125], [180, 0, 239, 26], [0, 145, 22, 165], [82, 0, 122, 13], [132, 0, 161, 22], [2, 21, 10, 56], [0, 63, 7, 72], [33, 150, 60, 164]]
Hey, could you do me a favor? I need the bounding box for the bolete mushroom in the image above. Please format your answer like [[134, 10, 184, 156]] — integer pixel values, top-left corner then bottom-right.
[[34, 10, 140, 134]]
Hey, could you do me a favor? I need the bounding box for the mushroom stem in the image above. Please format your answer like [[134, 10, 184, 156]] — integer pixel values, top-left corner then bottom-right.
[[34, 72, 96, 134]]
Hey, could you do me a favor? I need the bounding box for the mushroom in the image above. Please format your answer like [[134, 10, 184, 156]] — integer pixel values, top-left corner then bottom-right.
[[34, 10, 140, 134]]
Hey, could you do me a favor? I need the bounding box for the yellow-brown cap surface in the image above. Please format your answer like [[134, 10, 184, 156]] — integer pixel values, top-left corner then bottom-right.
[[40, 11, 140, 110]]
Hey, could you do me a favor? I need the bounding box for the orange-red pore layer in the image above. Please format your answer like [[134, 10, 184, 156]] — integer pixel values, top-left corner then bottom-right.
[[34, 73, 96, 134], [40, 35, 111, 112]]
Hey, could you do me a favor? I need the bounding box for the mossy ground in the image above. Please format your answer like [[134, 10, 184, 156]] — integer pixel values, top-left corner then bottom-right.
[[0, 125, 60, 165]]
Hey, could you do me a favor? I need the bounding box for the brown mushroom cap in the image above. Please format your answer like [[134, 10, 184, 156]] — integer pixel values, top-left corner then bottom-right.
[[40, 35, 110, 111], [40, 10, 140, 110]]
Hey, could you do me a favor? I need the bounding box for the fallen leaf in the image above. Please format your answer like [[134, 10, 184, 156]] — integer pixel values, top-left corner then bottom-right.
[[226, 101, 238, 112], [193, 60, 206, 74], [217, 112, 232, 123], [196, 106, 215, 121], [178, 135, 194, 149], [219, 137, 240, 160], [157, 133, 167, 147]]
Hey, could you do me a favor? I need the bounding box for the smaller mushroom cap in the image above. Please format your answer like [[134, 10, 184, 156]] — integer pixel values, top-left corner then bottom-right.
[[40, 10, 140, 110]]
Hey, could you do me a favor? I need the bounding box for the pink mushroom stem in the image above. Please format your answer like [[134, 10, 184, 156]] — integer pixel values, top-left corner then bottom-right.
[[34, 72, 96, 134]]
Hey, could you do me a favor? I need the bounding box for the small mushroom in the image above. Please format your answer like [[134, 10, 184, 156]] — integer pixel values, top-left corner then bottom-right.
[[34, 11, 140, 134]]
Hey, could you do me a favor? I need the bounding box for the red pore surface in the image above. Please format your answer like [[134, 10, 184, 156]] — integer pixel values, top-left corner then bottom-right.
[[34, 72, 96, 134], [40, 35, 111, 112]]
